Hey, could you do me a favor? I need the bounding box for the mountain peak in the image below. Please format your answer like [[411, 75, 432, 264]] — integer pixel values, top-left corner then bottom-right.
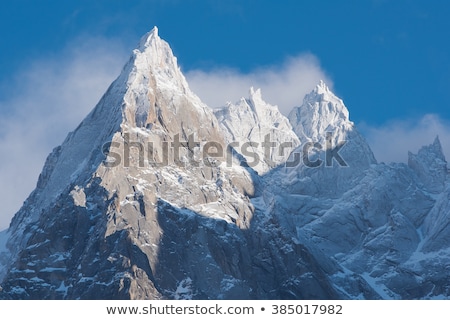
[[288, 82, 351, 142], [408, 136, 447, 193], [287, 82, 377, 176], [415, 135, 446, 162], [314, 80, 331, 94], [249, 86, 262, 99], [306, 80, 343, 110], [122, 26, 216, 129], [133, 25, 179, 72], [432, 135, 444, 157], [248, 87, 265, 110], [214, 87, 299, 174], [138, 26, 160, 50]]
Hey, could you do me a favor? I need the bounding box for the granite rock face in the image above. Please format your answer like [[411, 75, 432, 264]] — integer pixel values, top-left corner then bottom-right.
[[0, 27, 449, 299]]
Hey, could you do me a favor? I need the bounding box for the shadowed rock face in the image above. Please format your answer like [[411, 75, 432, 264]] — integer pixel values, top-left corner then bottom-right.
[[0, 166, 338, 299], [0, 27, 449, 300]]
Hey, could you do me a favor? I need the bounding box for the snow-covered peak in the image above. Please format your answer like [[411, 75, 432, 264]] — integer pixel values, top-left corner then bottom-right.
[[282, 82, 376, 196], [288, 81, 351, 143], [214, 88, 300, 174], [408, 136, 447, 193], [314, 79, 331, 94], [121, 26, 222, 134], [131, 25, 188, 92], [134, 25, 183, 80], [287, 81, 376, 162], [248, 87, 264, 108], [246, 87, 282, 117], [409, 136, 447, 165], [138, 26, 159, 49], [302, 80, 349, 124], [5, 27, 225, 241], [429, 136, 445, 160]]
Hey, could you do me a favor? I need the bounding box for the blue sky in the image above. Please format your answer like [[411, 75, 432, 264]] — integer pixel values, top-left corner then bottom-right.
[[1, 0, 450, 229], [1, 0, 450, 122]]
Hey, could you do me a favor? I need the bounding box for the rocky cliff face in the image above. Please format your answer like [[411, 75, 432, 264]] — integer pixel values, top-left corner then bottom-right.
[[0, 27, 449, 299]]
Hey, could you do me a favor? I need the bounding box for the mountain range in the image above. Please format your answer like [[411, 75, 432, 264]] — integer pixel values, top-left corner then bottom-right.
[[0, 27, 448, 299]]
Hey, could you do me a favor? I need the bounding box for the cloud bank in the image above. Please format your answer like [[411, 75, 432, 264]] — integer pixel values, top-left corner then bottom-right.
[[0, 37, 127, 230], [186, 54, 333, 114], [360, 114, 450, 164]]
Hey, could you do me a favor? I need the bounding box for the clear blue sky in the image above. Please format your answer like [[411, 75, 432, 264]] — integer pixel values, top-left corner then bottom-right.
[[1, 0, 449, 124], [1, 0, 450, 229]]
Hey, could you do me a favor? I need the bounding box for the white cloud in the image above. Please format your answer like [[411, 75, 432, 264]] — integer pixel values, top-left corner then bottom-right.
[[185, 53, 333, 114], [0, 37, 128, 230], [360, 114, 450, 164]]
